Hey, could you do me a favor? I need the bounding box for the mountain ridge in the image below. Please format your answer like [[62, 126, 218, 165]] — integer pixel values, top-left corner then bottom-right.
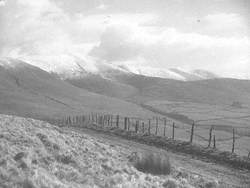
[[2, 55, 220, 81]]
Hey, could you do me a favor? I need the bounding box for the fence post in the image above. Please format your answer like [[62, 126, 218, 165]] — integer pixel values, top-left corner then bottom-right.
[[91, 113, 94, 123], [208, 126, 213, 147], [142, 122, 145, 133], [155, 117, 158, 135], [103, 115, 106, 126], [66, 116, 68, 125], [88, 114, 91, 123], [248, 151, 250, 159], [95, 113, 98, 123], [107, 115, 109, 126], [103, 115, 105, 126], [135, 120, 139, 133], [69, 116, 72, 126], [213, 135, 216, 149], [172, 122, 175, 140], [128, 118, 130, 131], [116, 115, 119, 128], [190, 122, 195, 143], [100, 115, 103, 126], [232, 128, 235, 153], [164, 118, 167, 137], [105, 115, 108, 126], [124, 117, 127, 130], [148, 119, 151, 135], [82, 115, 85, 125], [75, 116, 77, 126], [110, 115, 113, 127]]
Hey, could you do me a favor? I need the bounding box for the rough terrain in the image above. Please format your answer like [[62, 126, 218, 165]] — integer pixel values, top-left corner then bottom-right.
[[0, 114, 250, 187]]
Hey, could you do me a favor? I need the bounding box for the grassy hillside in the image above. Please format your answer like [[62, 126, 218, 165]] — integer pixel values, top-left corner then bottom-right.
[[67, 73, 250, 106], [114, 74, 250, 105], [0, 58, 152, 120], [66, 74, 137, 99], [0, 114, 237, 188]]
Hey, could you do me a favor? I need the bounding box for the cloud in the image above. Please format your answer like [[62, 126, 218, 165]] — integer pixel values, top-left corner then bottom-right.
[[201, 13, 249, 37], [90, 24, 250, 77], [0, 0, 155, 58], [0, 0, 71, 56], [0, 0, 5, 6], [0, 0, 249, 79]]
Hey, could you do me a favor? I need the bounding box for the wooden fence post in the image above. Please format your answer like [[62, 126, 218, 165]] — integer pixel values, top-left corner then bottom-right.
[[69, 116, 72, 126], [103, 115, 106, 126], [213, 135, 216, 149], [104, 115, 106, 126], [76, 116, 80, 125], [172, 122, 175, 140], [155, 117, 158, 135], [66, 116, 68, 126], [148, 119, 151, 135], [232, 128, 235, 153], [128, 118, 130, 131], [95, 113, 98, 123], [208, 126, 213, 147], [91, 113, 94, 123], [248, 151, 250, 159], [164, 118, 167, 137], [110, 115, 113, 127], [88, 114, 91, 123], [135, 120, 139, 133], [142, 122, 145, 133], [82, 115, 85, 125], [190, 122, 195, 143], [124, 117, 127, 130], [116, 115, 119, 128], [100, 115, 103, 126], [107, 115, 109, 126]]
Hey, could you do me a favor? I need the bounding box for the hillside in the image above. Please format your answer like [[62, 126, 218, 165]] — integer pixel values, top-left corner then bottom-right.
[[66, 74, 137, 99], [0, 58, 152, 120], [1, 114, 247, 188], [67, 72, 250, 106]]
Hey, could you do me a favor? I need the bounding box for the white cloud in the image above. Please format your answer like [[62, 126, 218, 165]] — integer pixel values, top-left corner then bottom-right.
[[90, 24, 250, 78], [0, 0, 5, 7], [202, 13, 249, 37], [0, 0, 249, 79]]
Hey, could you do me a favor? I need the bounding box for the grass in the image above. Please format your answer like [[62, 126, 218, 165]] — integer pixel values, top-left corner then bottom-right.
[[0, 114, 201, 188], [143, 100, 250, 156], [129, 152, 171, 175]]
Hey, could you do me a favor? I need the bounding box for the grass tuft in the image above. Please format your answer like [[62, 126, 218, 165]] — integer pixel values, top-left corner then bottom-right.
[[130, 151, 171, 175]]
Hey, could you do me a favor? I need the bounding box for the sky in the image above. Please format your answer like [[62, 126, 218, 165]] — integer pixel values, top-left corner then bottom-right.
[[0, 0, 249, 78]]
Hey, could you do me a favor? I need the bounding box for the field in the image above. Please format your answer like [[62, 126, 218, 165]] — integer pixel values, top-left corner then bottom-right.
[[141, 101, 250, 157]]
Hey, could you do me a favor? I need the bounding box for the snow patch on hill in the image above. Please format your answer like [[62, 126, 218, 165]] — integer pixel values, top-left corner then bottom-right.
[[0, 55, 218, 81]]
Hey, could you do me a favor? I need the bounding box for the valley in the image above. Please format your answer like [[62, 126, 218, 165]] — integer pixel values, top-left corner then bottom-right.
[[0, 57, 250, 187]]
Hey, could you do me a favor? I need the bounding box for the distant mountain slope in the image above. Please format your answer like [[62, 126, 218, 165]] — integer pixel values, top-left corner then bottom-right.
[[113, 74, 250, 105], [66, 74, 138, 99], [62, 62, 250, 106], [0, 58, 151, 119]]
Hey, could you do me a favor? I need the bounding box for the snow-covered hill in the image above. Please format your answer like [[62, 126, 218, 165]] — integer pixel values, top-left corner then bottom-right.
[[1, 55, 218, 81]]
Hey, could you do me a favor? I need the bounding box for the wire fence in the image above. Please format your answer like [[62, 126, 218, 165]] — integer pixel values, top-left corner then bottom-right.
[[48, 112, 250, 158]]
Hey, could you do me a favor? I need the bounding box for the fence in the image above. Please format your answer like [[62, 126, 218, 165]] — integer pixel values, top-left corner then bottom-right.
[[50, 112, 250, 158]]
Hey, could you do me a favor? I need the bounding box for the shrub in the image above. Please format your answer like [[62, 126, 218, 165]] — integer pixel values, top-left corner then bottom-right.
[[129, 151, 171, 175], [162, 178, 178, 188]]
